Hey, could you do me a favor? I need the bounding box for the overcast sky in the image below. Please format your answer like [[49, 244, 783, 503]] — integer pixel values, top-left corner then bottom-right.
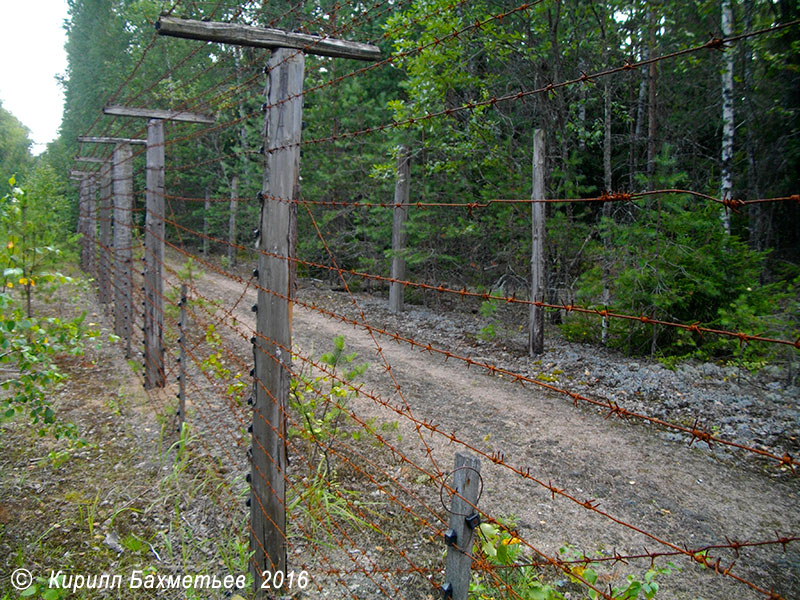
[[0, 0, 69, 155]]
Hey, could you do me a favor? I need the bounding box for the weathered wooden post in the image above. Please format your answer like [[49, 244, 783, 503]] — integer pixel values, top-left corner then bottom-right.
[[71, 171, 91, 272], [112, 142, 136, 358], [228, 175, 239, 267], [155, 17, 381, 596], [529, 129, 546, 356], [442, 452, 482, 600], [98, 161, 113, 305], [77, 156, 111, 303], [78, 137, 146, 359], [103, 106, 215, 389], [144, 118, 166, 389], [86, 179, 98, 279], [203, 186, 210, 256], [389, 146, 410, 314], [252, 47, 305, 586], [178, 283, 188, 431]]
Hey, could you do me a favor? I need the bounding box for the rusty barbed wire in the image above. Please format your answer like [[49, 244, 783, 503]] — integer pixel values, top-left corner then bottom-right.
[[149, 214, 800, 472], [148, 227, 797, 597], [155, 211, 800, 351], [86, 199, 799, 599], [261, 19, 800, 153], [161, 188, 799, 210]]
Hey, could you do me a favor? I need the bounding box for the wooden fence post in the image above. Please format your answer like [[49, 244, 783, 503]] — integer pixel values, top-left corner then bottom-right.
[[112, 142, 134, 359], [87, 180, 98, 279], [178, 283, 187, 431], [203, 186, 210, 256], [389, 146, 410, 314], [144, 118, 166, 389], [251, 47, 304, 593], [153, 18, 381, 598], [529, 129, 546, 356], [101, 107, 214, 387], [443, 452, 482, 600], [98, 163, 113, 305], [77, 176, 90, 271], [77, 137, 145, 359], [228, 175, 239, 267]]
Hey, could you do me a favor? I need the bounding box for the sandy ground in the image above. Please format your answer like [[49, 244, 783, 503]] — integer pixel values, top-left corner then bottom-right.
[[185, 260, 799, 600]]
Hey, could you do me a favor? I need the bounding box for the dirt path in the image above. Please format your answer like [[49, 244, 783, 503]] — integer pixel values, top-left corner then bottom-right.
[[193, 263, 799, 600]]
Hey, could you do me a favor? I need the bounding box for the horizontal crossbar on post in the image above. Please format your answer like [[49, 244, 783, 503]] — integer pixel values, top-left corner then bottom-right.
[[103, 104, 215, 124], [78, 136, 147, 145], [76, 157, 107, 163], [155, 16, 382, 61]]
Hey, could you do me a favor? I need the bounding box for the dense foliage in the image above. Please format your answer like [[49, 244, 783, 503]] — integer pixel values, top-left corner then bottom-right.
[[49, 0, 799, 362], [0, 176, 98, 439]]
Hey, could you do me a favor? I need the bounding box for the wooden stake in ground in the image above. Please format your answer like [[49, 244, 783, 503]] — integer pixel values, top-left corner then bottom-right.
[[98, 161, 113, 306], [228, 175, 238, 267], [250, 46, 305, 587], [155, 18, 380, 596], [78, 137, 145, 359], [529, 129, 546, 355], [72, 172, 91, 272], [443, 452, 482, 600], [178, 284, 187, 431], [389, 146, 410, 314], [86, 179, 98, 279], [144, 119, 166, 389], [102, 105, 214, 389], [112, 142, 136, 358], [203, 186, 210, 256]]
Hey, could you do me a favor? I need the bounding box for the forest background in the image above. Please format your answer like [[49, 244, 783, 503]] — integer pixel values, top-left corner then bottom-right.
[[2, 0, 799, 368]]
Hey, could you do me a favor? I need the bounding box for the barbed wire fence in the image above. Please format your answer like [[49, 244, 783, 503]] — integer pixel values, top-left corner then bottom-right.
[[70, 2, 799, 599]]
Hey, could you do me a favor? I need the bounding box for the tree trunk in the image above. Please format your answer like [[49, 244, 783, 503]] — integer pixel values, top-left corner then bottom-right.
[[720, 0, 735, 235], [646, 8, 658, 182], [602, 76, 613, 346], [741, 0, 766, 253]]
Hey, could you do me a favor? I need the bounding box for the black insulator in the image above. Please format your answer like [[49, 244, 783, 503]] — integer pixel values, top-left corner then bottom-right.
[[444, 529, 457, 546]]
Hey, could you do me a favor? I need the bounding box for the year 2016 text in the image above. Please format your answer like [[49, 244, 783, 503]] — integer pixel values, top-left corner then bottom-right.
[[261, 570, 310, 590]]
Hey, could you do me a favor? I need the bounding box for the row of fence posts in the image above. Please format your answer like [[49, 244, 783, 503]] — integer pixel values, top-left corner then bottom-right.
[[69, 16, 547, 597]]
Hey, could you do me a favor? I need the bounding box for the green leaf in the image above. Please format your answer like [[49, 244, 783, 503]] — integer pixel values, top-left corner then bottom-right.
[[42, 588, 63, 600]]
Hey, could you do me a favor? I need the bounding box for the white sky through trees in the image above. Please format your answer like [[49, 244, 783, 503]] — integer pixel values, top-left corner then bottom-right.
[[0, 0, 69, 155]]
